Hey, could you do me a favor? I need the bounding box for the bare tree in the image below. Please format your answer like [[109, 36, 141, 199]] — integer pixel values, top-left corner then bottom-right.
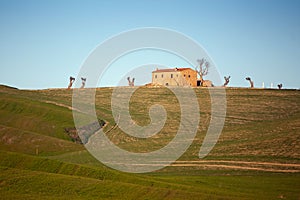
[[80, 77, 86, 89], [127, 77, 135, 86], [245, 77, 254, 88], [127, 77, 130, 86], [68, 76, 75, 89], [195, 58, 210, 86], [223, 76, 231, 87], [277, 83, 283, 89]]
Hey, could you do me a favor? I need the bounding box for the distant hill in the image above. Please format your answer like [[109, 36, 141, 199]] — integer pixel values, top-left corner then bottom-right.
[[0, 84, 18, 90]]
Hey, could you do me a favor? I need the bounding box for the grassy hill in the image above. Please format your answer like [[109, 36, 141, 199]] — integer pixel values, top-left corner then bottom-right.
[[0, 85, 299, 199]]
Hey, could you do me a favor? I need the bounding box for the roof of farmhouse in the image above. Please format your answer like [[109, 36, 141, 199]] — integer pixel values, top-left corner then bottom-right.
[[152, 67, 193, 73]]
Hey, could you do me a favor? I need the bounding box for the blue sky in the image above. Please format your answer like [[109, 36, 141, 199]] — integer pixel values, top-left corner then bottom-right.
[[0, 0, 299, 89]]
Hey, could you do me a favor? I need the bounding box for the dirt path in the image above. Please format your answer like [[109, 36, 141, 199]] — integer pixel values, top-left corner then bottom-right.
[[174, 160, 300, 167], [44, 100, 82, 112], [103, 160, 300, 173], [169, 160, 300, 173]]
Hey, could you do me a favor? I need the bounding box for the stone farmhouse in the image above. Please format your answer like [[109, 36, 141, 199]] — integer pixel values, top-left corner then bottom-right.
[[152, 67, 197, 87]]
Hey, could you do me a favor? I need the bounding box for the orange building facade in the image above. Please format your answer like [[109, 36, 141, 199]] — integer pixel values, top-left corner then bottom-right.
[[152, 67, 197, 87]]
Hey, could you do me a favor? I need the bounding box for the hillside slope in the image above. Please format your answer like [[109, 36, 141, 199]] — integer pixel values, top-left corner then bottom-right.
[[0, 85, 299, 199]]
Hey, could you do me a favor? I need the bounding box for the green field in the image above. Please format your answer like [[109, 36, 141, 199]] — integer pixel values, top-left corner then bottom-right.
[[0, 85, 299, 199]]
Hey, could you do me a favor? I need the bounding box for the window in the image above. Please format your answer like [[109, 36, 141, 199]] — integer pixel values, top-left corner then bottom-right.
[[155, 75, 157, 79], [184, 74, 186, 77], [161, 74, 164, 78], [188, 75, 191, 78], [171, 74, 173, 78]]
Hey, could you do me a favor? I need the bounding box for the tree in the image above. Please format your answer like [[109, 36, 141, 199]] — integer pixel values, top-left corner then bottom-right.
[[127, 77, 135, 86], [80, 77, 86, 89], [277, 83, 283, 89], [245, 77, 254, 88], [67, 76, 75, 89], [195, 58, 210, 86], [223, 76, 231, 87]]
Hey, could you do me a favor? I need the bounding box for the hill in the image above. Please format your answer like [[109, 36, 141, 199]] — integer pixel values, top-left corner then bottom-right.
[[0, 85, 299, 199]]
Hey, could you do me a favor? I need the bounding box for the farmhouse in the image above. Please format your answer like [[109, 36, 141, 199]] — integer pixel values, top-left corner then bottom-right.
[[152, 67, 197, 87]]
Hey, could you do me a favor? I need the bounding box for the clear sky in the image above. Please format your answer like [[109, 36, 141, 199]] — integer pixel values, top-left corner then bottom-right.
[[0, 0, 299, 89]]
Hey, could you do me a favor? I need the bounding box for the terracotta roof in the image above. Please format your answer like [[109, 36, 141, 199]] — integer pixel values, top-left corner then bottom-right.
[[152, 67, 193, 73]]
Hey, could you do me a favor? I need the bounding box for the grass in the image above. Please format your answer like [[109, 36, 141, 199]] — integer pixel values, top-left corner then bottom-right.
[[0, 93, 74, 140], [1, 166, 299, 200], [0, 85, 299, 199], [1, 151, 299, 200], [92, 87, 300, 163], [0, 126, 83, 156]]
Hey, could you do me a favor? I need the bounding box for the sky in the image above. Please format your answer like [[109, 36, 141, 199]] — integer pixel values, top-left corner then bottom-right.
[[0, 0, 299, 89]]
